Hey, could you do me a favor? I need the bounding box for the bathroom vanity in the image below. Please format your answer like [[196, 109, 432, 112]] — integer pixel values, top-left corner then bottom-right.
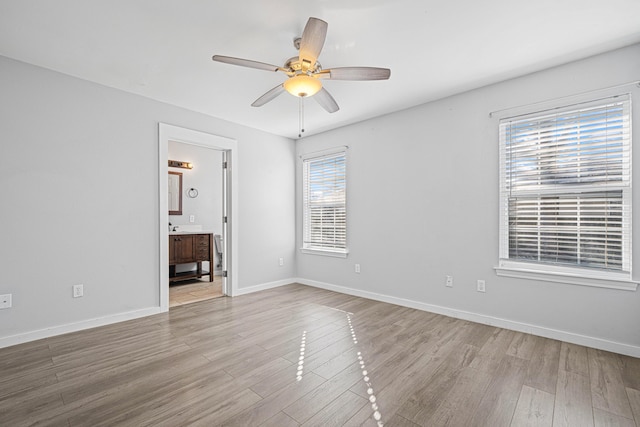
[[169, 232, 214, 283]]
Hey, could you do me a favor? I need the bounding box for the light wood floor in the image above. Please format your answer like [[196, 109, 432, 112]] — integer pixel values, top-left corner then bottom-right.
[[1, 284, 639, 426], [169, 278, 224, 308]]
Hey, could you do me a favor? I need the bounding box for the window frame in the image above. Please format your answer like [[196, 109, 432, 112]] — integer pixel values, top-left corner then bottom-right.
[[495, 92, 637, 291], [300, 147, 349, 258]]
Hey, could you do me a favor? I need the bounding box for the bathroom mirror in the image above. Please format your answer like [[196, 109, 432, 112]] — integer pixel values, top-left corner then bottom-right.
[[168, 171, 182, 215]]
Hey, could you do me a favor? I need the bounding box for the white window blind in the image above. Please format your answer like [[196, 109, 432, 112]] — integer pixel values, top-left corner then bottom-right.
[[499, 95, 632, 279], [302, 149, 347, 254]]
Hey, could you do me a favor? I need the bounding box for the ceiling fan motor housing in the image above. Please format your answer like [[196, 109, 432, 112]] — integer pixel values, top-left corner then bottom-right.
[[285, 57, 321, 74]]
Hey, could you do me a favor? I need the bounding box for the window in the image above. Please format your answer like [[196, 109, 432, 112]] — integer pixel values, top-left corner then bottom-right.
[[498, 95, 633, 287], [302, 149, 347, 256]]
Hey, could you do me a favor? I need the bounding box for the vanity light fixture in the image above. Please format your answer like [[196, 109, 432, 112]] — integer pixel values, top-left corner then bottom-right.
[[168, 160, 193, 169]]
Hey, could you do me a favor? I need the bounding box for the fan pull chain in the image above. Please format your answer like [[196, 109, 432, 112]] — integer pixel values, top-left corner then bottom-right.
[[298, 96, 305, 138]]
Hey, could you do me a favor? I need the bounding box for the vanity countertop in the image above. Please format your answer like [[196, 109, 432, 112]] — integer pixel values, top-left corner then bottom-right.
[[169, 230, 215, 235]]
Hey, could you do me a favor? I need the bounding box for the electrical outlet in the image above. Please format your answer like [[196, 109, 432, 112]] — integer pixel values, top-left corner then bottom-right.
[[445, 275, 453, 287], [279, 257, 284, 266], [189, 215, 195, 223], [477, 280, 486, 293], [73, 284, 84, 298], [355, 264, 361, 274], [0, 294, 12, 309]]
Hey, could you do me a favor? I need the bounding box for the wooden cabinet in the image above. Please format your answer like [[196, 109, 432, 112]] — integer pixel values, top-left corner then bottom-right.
[[169, 234, 195, 264], [169, 233, 214, 283], [195, 234, 210, 261]]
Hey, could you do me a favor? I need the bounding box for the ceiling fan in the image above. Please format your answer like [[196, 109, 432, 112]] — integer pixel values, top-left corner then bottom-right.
[[212, 17, 391, 114]]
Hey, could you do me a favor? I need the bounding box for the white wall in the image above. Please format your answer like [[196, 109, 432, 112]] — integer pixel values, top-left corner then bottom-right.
[[168, 141, 223, 233], [0, 55, 296, 345], [295, 43, 640, 355]]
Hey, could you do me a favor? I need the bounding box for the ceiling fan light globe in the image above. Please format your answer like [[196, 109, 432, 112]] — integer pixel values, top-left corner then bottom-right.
[[283, 75, 322, 97]]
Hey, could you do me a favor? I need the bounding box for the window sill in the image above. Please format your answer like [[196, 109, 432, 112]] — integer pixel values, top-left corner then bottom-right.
[[494, 266, 638, 291], [300, 248, 349, 258]]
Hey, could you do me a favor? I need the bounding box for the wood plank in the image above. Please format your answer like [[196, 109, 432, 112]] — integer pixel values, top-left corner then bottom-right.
[[459, 321, 497, 349], [221, 372, 326, 425], [589, 348, 634, 419], [559, 341, 589, 376], [421, 366, 493, 426], [506, 332, 540, 360], [0, 364, 60, 401], [280, 327, 351, 363], [151, 388, 263, 427], [592, 408, 636, 427], [312, 347, 361, 379], [470, 355, 529, 427], [468, 328, 516, 375], [553, 369, 594, 427], [261, 411, 300, 427], [523, 338, 561, 395], [66, 359, 232, 426], [59, 345, 198, 404], [250, 333, 356, 398], [301, 390, 368, 427], [626, 387, 640, 426], [397, 343, 479, 423], [510, 385, 555, 427], [383, 414, 421, 427], [284, 361, 362, 423], [0, 389, 65, 426], [621, 356, 640, 391], [0, 342, 53, 377]]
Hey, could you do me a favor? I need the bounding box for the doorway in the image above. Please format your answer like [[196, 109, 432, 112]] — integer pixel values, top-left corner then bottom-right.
[[158, 124, 238, 312], [168, 141, 224, 307]]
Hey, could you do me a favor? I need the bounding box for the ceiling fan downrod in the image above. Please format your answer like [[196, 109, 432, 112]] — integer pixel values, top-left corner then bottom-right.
[[298, 96, 305, 138]]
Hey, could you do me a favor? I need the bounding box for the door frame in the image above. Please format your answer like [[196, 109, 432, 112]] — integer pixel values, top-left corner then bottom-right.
[[158, 123, 239, 311]]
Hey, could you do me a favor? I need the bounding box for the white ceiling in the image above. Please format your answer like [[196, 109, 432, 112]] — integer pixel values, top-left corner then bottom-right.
[[1, 1, 639, 139]]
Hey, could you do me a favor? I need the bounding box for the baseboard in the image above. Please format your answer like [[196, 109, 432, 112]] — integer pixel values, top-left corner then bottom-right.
[[0, 307, 163, 350], [5, 279, 637, 357], [0, 278, 291, 349], [233, 278, 294, 296], [295, 278, 640, 358]]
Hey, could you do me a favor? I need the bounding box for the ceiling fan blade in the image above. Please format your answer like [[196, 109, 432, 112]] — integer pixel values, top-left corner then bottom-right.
[[299, 18, 328, 71], [251, 84, 285, 107], [212, 55, 282, 72], [321, 67, 391, 81], [314, 88, 339, 113]]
